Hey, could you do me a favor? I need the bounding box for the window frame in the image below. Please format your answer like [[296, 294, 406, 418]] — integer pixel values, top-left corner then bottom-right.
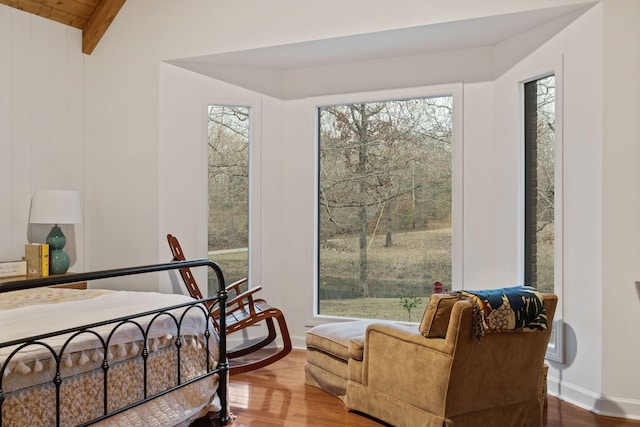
[[518, 59, 564, 363], [310, 84, 464, 321]]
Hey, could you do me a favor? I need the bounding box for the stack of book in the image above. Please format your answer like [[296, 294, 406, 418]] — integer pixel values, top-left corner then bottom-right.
[[24, 243, 50, 277], [0, 244, 50, 280]]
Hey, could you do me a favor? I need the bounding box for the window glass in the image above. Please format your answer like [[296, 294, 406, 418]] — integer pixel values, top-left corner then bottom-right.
[[524, 75, 555, 294], [207, 105, 250, 295], [318, 97, 453, 321]]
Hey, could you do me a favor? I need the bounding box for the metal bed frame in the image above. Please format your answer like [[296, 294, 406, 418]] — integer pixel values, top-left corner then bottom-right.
[[0, 259, 230, 427]]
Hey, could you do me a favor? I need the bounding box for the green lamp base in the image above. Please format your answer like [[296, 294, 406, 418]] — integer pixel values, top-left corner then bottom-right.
[[46, 225, 70, 275]]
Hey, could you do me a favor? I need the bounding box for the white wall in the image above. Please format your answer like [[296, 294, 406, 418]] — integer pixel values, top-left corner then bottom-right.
[[490, 3, 608, 412], [157, 62, 314, 339], [459, 1, 640, 417], [483, 2, 640, 417], [601, 0, 640, 416], [4, 0, 640, 420], [0, 5, 85, 271]]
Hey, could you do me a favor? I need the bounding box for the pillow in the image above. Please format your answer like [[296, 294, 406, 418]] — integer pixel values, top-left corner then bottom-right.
[[419, 294, 458, 338]]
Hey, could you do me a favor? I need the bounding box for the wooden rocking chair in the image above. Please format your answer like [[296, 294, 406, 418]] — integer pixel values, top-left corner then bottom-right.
[[167, 234, 292, 375]]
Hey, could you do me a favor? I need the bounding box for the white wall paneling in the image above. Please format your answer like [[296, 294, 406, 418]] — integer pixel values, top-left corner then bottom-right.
[[0, 6, 12, 261], [0, 4, 85, 271]]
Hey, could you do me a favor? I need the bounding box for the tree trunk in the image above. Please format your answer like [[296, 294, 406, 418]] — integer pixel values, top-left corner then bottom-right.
[[385, 204, 393, 247], [357, 104, 369, 297], [359, 205, 369, 297]]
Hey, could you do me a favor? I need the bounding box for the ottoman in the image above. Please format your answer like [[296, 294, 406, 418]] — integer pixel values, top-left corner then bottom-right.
[[304, 320, 379, 401]]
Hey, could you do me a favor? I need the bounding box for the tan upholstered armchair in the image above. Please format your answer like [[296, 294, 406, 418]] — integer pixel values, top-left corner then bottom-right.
[[345, 292, 557, 427]]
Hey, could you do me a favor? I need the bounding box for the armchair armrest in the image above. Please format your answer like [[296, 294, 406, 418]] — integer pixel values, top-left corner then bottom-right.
[[365, 322, 452, 354]]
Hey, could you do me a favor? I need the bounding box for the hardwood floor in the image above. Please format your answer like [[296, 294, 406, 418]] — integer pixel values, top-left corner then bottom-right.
[[194, 349, 640, 427]]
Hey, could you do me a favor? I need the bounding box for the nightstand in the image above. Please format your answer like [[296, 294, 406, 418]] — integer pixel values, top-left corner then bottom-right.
[[0, 274, 87, 290]]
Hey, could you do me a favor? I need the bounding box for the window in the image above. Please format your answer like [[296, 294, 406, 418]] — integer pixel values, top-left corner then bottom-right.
[[317, 95, 454, 322], [207, 105, 250, 295], [522, 72, 563, 361], [523, 75, 555, 294]]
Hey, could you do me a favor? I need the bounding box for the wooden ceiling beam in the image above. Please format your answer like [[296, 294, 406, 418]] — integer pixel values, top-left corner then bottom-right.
[[0, 0, 125, 54], [82, 0, 126, 55], [0, 0, 98, 29]]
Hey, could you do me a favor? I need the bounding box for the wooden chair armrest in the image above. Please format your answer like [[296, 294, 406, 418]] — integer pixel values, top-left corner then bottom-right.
[[227, 287, 263, 315], [228, 286, 262, 304], [212, 286, 263, 317], [225, 278, 248, 297]]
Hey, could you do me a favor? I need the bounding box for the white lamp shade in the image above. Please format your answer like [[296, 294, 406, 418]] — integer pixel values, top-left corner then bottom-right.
[[29, 190, 82, 224]]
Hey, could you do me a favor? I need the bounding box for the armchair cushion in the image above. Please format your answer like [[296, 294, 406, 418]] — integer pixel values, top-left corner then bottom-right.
[[419, 294, 457, 338], [348, 335, 366, 361], [306, 320, 379, 361]]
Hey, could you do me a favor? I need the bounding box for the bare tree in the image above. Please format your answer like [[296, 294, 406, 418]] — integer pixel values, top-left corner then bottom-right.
[[207, 106, 249, 250], [319, 97, 453, 297], [534, 78, 555, 234]]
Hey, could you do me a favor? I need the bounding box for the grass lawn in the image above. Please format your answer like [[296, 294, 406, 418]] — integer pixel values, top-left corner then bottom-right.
[[319, 297, 430, 322], [208, 227, 553, 322]]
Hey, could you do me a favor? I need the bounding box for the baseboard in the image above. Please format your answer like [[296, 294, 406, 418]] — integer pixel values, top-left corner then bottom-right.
[[547, 376, 640, 420], [225, 333, 306, 351], [291, 335, 306, 350]]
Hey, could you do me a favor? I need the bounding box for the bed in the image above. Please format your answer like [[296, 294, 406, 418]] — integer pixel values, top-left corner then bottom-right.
[[0, 259, 230, 427]]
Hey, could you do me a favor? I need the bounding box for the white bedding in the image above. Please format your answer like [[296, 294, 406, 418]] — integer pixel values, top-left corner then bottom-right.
[[0, 288, 219, 376]]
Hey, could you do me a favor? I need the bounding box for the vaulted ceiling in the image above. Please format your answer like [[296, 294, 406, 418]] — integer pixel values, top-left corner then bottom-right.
[[0, 0, 126, 54]]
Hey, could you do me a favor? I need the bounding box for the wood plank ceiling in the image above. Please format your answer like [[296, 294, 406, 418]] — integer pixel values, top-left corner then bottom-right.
[[0, 0, 126, 54]]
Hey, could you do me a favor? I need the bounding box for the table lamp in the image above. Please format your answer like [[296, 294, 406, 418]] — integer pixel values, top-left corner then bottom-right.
[[29, 190, 82, 274]]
